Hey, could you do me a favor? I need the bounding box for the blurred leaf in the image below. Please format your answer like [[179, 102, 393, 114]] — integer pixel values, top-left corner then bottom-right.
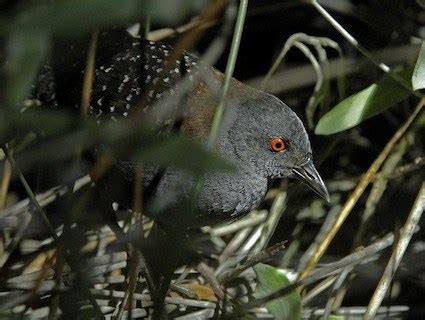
[[315, 68, 413, 135], [412, 41, 425, 91], [1, 108, 82, 145], [253, 263, 301, 320], [3, 28, 50, 107], [146, 0, 207, 26], [3, 108, 233, 177], [3, 0, 148, 37], [136, 134, 234, 176]]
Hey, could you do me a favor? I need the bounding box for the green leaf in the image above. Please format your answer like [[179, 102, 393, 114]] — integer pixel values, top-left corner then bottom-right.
[[147, 0, 206, 26], [326, 315, 346, 320], [3, 28, 50, 107], [315, 68, 413, 135], [3, 0, 148, 37], [412, 41, 425, 91], [253, 263, 301, 320], [136, 135, 235, 176]]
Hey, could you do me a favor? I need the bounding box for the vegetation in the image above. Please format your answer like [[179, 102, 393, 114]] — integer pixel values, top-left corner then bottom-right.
[[0, 0, 424, 319]]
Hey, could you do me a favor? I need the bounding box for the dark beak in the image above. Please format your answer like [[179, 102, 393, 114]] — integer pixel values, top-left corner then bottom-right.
[[292, 159, 330, 202]]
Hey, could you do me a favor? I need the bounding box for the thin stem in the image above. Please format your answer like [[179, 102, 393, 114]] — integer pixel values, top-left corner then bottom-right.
[[2, 147, 105, 319], [2, 146, 59, 242], [80, 29, 98, 117], [298, 97, 425, 280], [207, 0, 248, 148], [0, 155, 12, 209], [238, 233, 395, 314], [114, 247, 142, 320], [219, 241, 287, 284], [310, 0, 419, 97], [191, 0, 248, 232], [144, 13, 151, 39], [364, 182, 425, 319]]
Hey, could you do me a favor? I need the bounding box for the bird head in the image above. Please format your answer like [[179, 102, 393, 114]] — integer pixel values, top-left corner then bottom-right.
[[220, 90, 330, 202]]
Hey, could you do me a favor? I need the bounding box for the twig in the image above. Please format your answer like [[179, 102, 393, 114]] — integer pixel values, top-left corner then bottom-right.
[[114, 248, 142, 320], [48, 246, 65, 320], [207, 0, 248, 147], [378, 156, 425, 181], [218, 226, 253, 264], [16, 246, 57, 318], [90, 289, 217, 308], [0, 155, 12, 209], [364, 182, 425, 319], [238, 233, 394, 314], [0, 206, 32, 270], [0, 175, 90, 223], [169, 283, 197, 299], [302, 275, 337, 306], [326, 156, 425, 191], [203, 210, 267, 238], [144, 13, 151, 39], [301, 305, 409, 318], [219, 241, 287, 284], [80, 29, 98, 117], [252, 191, 286, 253], [60, 201, 106, 319], [310, 0, 419, 97], [2, 146, 58, 242], [298, 97, 425, 280], [196, 261, 225, 300], [297, 205, 342, 272], [175, 308, 215, 320], [353, 141, 408, 247], [147, 18, 215, 42], [322, 267, 352, 318]]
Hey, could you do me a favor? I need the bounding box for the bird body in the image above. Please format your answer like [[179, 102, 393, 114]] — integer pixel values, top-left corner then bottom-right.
[[32, 28, 329, 227]]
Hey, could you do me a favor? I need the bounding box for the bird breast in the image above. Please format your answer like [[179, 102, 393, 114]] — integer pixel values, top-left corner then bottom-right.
[[146, 164, 267, 223]]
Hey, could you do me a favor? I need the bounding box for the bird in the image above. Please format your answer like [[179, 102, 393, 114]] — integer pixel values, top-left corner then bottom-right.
[[29, 27, 331, 316], [31, 27, 329, 228]]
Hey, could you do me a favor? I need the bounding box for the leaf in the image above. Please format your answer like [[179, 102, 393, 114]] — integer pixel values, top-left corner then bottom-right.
[[2, 108, 82, 145], [147, 0, 206, 26], [136, 134, 234, 176], [412, 41, 425, 91], [3, 0, 148, 37], [181, 284, 218, 302], [326, 315, 346, 320], [315, 68, 413, 135], [3, 28, 50, 107], [253, 263, 301, 320]]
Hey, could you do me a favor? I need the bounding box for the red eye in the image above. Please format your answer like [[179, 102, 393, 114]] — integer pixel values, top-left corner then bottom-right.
[[270, 137, 287, 153]]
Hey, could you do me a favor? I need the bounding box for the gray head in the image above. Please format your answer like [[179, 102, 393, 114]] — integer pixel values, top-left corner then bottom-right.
[[219, 92, 330, 202]]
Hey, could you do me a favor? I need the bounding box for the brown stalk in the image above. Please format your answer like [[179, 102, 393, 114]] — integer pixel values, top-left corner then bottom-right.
[[298, 97, 425, 281], [0, 157, 12, 209], [80, 30, 99, 117]]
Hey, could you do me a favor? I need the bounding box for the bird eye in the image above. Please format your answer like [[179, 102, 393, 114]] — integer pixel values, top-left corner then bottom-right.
[[270, 137, 287, 153]]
